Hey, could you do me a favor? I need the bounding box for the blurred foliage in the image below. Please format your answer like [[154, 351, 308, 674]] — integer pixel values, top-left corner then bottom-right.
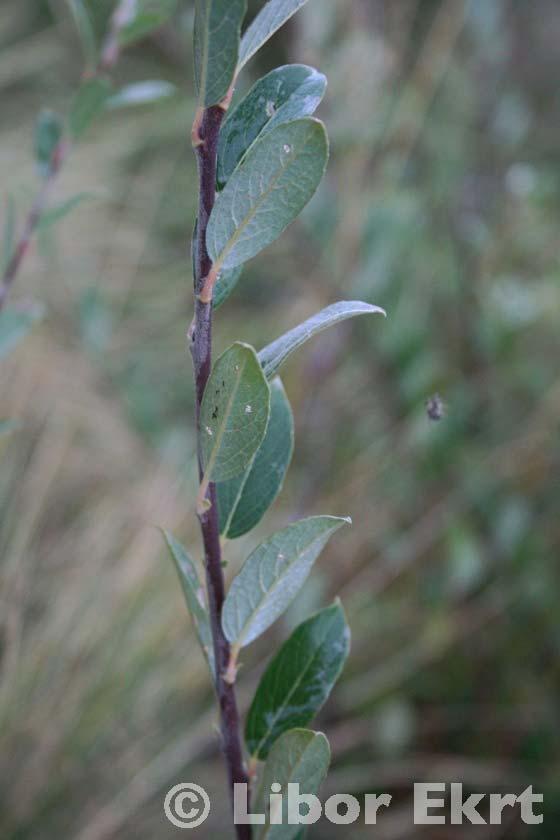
[[1, 0, 559, 838]]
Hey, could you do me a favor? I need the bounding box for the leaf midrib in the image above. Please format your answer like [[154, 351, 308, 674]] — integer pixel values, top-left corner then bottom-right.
[[220, 67, 323, 186], [252, 613, 338, 759], [212, 123, 315, 273], [204, 350, 248, 480], [260, 303, 381, 378], [234, 524, 338, 647], [257, 736, 322, 840], [221, 446, 256, 537]]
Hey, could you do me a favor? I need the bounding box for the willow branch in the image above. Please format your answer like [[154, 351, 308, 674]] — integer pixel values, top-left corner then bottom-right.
[[189, 104, 251, 840]]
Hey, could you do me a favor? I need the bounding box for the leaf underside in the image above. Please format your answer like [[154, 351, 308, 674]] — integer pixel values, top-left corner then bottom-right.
[[238, 0, 310, 72], [207, 118, 328, 273], [217, 64, 326, 190], [107, 81, 177, 109], [221, 516, 349, 648], [258, 300, 386, 379], [253, 729, 330, 840], [213, 265, 243, 309], [162, 530, 215, 678]]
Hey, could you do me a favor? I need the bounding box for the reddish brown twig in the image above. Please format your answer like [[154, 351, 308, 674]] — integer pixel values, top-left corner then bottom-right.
[[189, 106, 251, 840]]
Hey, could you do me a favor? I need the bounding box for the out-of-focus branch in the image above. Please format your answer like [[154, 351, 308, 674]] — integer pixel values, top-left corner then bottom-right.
[[0, 0, 135, 312], [99, 0, 137, 73], [0, 143, 67, 311]]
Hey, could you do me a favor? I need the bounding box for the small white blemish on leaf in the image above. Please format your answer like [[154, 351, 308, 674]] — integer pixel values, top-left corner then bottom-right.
[[266, 100, 276, 117], [245, 404, 252, 414], [283, 144, 291, 154], [205, 426, 213, 436]]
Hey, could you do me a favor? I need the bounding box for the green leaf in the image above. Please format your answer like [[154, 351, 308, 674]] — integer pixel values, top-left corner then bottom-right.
[[78, 286, 113, 353], [253, 730, 330, 840], [207, 118, 328, 273], [119, 14, 163, 45], [213, 265, 243, 309], [34, 110, 64, 178], [107, 80, 177, 109], [118, 0, 178, 46], [38, 193, 95, 231], [218, 377, 293, 539], [2, 195, 16, 273], [238, 0, 309, 72], [217, 64, 327, 190], [194, 0, 247, 107], [193, 216, 244, 310], [200, 342, 270, 484], [222, 516, 349, 649], [246, 602, 350, 759], [66, 0, 97, 73], [258, 300, 386, 379], [69, 78, 113, 140], [161, 530, 215, 678], [0, 304, 44, 360]]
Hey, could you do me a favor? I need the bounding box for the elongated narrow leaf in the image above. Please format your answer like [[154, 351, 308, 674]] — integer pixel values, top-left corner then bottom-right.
[[207, 118, 328, 273], [200, 342, 270, 483], [218, 377, 293, 539], [34, 110, 64, 178], [238, 0, 309, 71], [107, 81, 177, 109], [119, 0, 177, 46], [2, 195, 16, 273], [162, 530, 215, 678], [253, 730, 330, 840], [0, 304, 44, 360], [38, 193, 95, 231], [70, 78, 112, 139], [217, 64, 326, 189], [213, 265, 243, 309], [222, 516, 349, 649], [66, 0, 97, 72], [259, 301, 386, 379], [194, 0, 247, 107], [246, 603, 350, 759]]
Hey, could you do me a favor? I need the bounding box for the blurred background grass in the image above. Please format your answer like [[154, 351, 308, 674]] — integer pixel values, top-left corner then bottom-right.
[[1, 1, 559, 837]]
